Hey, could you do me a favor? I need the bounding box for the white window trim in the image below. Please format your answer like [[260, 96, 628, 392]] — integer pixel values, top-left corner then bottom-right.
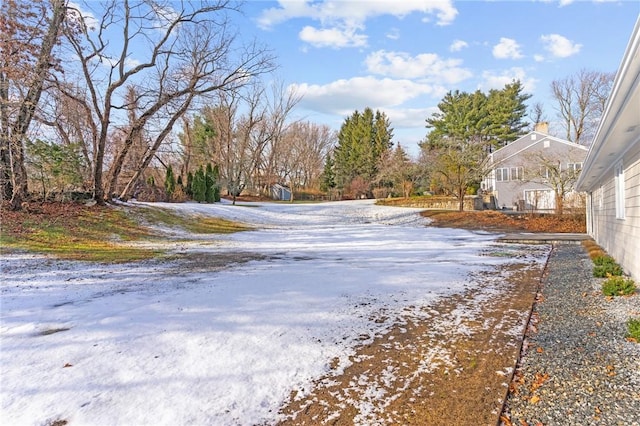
[[496, 168, 509, 182], [510, 166, 523, 181], [567, 162, 583, 171], [615, 162, 625, 219]]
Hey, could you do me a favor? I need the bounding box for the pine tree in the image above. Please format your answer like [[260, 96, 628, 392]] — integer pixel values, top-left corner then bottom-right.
[[192, 166, 206, 202], [205, 163, 216, 203], [420, 80, 532, 210], [186, 171, 194, 197], [164, 166, 176, 199], [319, 154, 336, 192], [333, 107, 393, 194], [212, 164, 221, 202]]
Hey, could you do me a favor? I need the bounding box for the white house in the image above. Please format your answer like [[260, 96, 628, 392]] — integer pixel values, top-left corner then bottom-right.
[[482, 126, 588, 212], [576, 17, 640, 281]]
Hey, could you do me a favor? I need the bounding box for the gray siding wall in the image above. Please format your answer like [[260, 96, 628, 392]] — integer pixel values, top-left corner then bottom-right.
[[590, 141, 640, 281]]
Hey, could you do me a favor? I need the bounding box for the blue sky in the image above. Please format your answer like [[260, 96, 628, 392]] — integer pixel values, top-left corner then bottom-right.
[[236, 0, 639, 154]]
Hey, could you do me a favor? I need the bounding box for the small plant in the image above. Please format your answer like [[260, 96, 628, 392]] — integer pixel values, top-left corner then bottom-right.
[[627, 318, 640, 342], [593, 255, 623, 277], [601, 276, 636, 296]]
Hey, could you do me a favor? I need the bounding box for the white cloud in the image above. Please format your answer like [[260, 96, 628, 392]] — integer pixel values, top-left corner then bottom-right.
[[67, 2, 98, 31], [257, 0, 458, 29], [289, 76, 441, 116], [299, 25, 367, 48], [479, 67, 538, 93], [386, 107, 438, 129], [540, 34, 582, 58], [559, 0, 575, 6], [386, 28, 400, 40], [533, 54, 545, 62], [449, 39, 468, 52], [492, 37, 523, 59], [365, 50, 472, 84], [257, 1, 457, 48]]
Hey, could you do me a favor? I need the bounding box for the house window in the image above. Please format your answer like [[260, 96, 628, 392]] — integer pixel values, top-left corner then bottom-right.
[[495, 168, 509, 182], [540, 166, 551, 180], [567, 163, 582, 172], [615, 162, 625, 219], [510, 167, 523, 181]]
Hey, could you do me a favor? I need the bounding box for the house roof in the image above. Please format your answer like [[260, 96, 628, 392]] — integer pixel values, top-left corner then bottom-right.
[[490, 131, 587, 165], [576, 17, 640, 192]]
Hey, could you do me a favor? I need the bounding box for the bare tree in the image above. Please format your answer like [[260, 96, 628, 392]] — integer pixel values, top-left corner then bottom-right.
[[275, 121, 335, 201], [38, 82, 95, 182], [57, 0, 275, 204], [551, 69, 614, 145], [376, 143, 420, 199], [0, 0, 66, 209], [424, 137, 490, 211], [522, 148, 586, 214], [254, 81, 302, 195], [181, 79, 300, 203], [529, 102, 546, 128]]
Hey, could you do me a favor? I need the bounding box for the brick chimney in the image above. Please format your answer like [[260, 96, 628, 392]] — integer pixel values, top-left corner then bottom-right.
[[534, 121, 549, 134]]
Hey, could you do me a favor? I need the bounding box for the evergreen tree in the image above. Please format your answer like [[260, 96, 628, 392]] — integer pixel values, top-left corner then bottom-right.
[[319, 154, 336, 192], [192, 165, 206, 202], [212, 164, 221, 202], [485, 81, 531, 146], [333, 107, 393, 195], [25, 139, 86, 200], [186, 171, 194, 197], [205, 163, 216, 203], [164, 166, 176, 199], [420, 81, 531, 210], [423, 80, 530, 150]]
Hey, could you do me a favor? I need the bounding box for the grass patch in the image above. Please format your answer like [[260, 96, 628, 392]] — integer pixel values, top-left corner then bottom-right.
[[1, 205, 160, 262], [601, 276, 636, 297], [135, 206, 252, 234], [627, 318, 640, 342], [1, 202, 251, 263]]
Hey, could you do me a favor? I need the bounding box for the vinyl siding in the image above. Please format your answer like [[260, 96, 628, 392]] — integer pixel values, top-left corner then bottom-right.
[[591, 142, 640, 281]]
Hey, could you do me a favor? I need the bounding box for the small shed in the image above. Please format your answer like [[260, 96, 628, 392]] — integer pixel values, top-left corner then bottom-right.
[[271, 184, 292, 201]]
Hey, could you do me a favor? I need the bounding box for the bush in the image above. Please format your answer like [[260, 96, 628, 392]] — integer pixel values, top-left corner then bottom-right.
[[601, 276, 636, 296], [593, 255, 623, 277], [627, 318, 640, 341]]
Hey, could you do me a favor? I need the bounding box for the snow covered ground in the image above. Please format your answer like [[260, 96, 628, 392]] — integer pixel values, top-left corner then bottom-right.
[[1, 200, 548, 425]]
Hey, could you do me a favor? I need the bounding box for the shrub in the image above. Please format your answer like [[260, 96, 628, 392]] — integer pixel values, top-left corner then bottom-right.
[[593, 255, 623, 277], [601, 276, 636, 296], [582, 240, 607, 260], [627, 318, 640, 342]]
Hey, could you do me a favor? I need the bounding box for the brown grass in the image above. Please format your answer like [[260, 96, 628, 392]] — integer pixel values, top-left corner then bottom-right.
[[420, 210, 586, 233], [278, 263, 545, 425]]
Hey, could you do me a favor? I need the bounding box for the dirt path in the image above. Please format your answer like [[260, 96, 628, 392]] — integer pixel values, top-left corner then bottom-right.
[[277, 249, 548, 425]]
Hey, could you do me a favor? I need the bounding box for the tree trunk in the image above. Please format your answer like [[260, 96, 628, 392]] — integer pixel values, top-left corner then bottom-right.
[[7, 0, 66, 210], [555, 192, 564, 215], [8, 139, 28, 209], [92, 127, 108, 205], [118, 99, 193, 201], [0, 138, 11, 200], [107, 127, 142, 198]]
